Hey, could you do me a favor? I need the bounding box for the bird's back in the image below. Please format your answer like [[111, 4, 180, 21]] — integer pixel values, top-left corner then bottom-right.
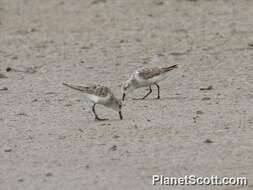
[[137, 65, 177, 80], [137, 67, 161, 79], [63, 83, 111, 97]]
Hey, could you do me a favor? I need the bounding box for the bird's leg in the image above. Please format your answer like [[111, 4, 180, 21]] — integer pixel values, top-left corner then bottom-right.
[[119, 110, 123, 120], [154, 83, 160, 99], [92, 104, 108, 121], [132, 86, 153, 100], [134, 86, 153, 100]]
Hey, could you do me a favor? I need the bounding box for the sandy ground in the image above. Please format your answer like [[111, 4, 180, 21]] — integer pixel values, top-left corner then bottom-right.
[[0, 0, 253, 189]]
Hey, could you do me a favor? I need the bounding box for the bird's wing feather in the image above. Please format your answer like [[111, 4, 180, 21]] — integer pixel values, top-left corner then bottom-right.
[[161, 64, 178, 72], [63, 83, 110, 97], [137, 67, 161, 79]]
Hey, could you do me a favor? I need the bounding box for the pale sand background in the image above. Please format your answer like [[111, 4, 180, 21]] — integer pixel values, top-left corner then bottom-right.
[[0, 0, 253, 189]]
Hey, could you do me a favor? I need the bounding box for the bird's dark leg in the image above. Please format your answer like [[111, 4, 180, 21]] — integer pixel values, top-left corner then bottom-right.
[[141, 86, 152, 99], [154, 83, 160, 99], [92, 104, 108, 121]]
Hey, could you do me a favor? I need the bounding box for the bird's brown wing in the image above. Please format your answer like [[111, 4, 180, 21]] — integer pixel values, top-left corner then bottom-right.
[[62, 83, 110, 97], [90, 85, 111, 97], [137, 67, 162, 79]]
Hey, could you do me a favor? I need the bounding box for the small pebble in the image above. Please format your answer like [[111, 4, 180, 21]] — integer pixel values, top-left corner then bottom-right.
[[81, 46, 90, 49], [4, 149, 12, 152], [0, 87, 8, 91], [45, 172, 53, 177], [193, 116, 199, 123], [78, 128, 84, 133], [204, 139, 213, 144], [113, 135, 120, 139], [248, 42, 253, 47], [108, 145, 117, 151], [16, 112, 28, 116], [30, 28, 37, 32], [12, 56, 18, 60], [18, 178, 24, 182], [157, 53, 164, 57], [58, 135, 66, 140], [46, 92, 57, 95], [202, 97, 211, 101], [200, 85, 213, 91], [171, 52, 185, 56], [153, 0, 164, 5], [92, 0, 106, 4], [196, 110, 204, 115], [6, 67, 12, 72]]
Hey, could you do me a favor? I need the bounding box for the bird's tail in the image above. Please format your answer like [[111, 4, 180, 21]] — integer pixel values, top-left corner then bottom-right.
[[62, 82, 86, 92], [161, 64, 178, 72]]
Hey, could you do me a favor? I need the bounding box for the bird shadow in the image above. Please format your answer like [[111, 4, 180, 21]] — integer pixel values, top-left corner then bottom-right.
[[132, 96, 186, 101], [94, 118, 129, 124]]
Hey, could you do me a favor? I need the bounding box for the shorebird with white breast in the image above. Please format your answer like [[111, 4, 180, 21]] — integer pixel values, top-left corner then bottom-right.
[[63, 83, 123, 121], [121, 65, 178, 100]]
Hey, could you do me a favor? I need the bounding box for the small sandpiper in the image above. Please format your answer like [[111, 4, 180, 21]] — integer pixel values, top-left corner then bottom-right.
[[63, 83, 123, 121], [121, 65, 178, 100]]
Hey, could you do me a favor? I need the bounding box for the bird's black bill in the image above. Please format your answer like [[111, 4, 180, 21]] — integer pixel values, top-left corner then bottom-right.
[[122, 93, 126, 101], [119, 111, 123, 120]]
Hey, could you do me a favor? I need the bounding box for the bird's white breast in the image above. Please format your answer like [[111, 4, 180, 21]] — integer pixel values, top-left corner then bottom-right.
[[135, 71, 169, 86], [84, 93, 111, 104]]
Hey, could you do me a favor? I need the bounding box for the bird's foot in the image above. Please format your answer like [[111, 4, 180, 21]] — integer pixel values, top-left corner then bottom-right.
[[95, 117, 109, 121], [132, 98, 145, 100]]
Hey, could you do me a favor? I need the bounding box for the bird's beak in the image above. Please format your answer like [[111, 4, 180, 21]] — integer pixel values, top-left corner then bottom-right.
[[122, 93, 126, 101], [119, 111, 123, 120]]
